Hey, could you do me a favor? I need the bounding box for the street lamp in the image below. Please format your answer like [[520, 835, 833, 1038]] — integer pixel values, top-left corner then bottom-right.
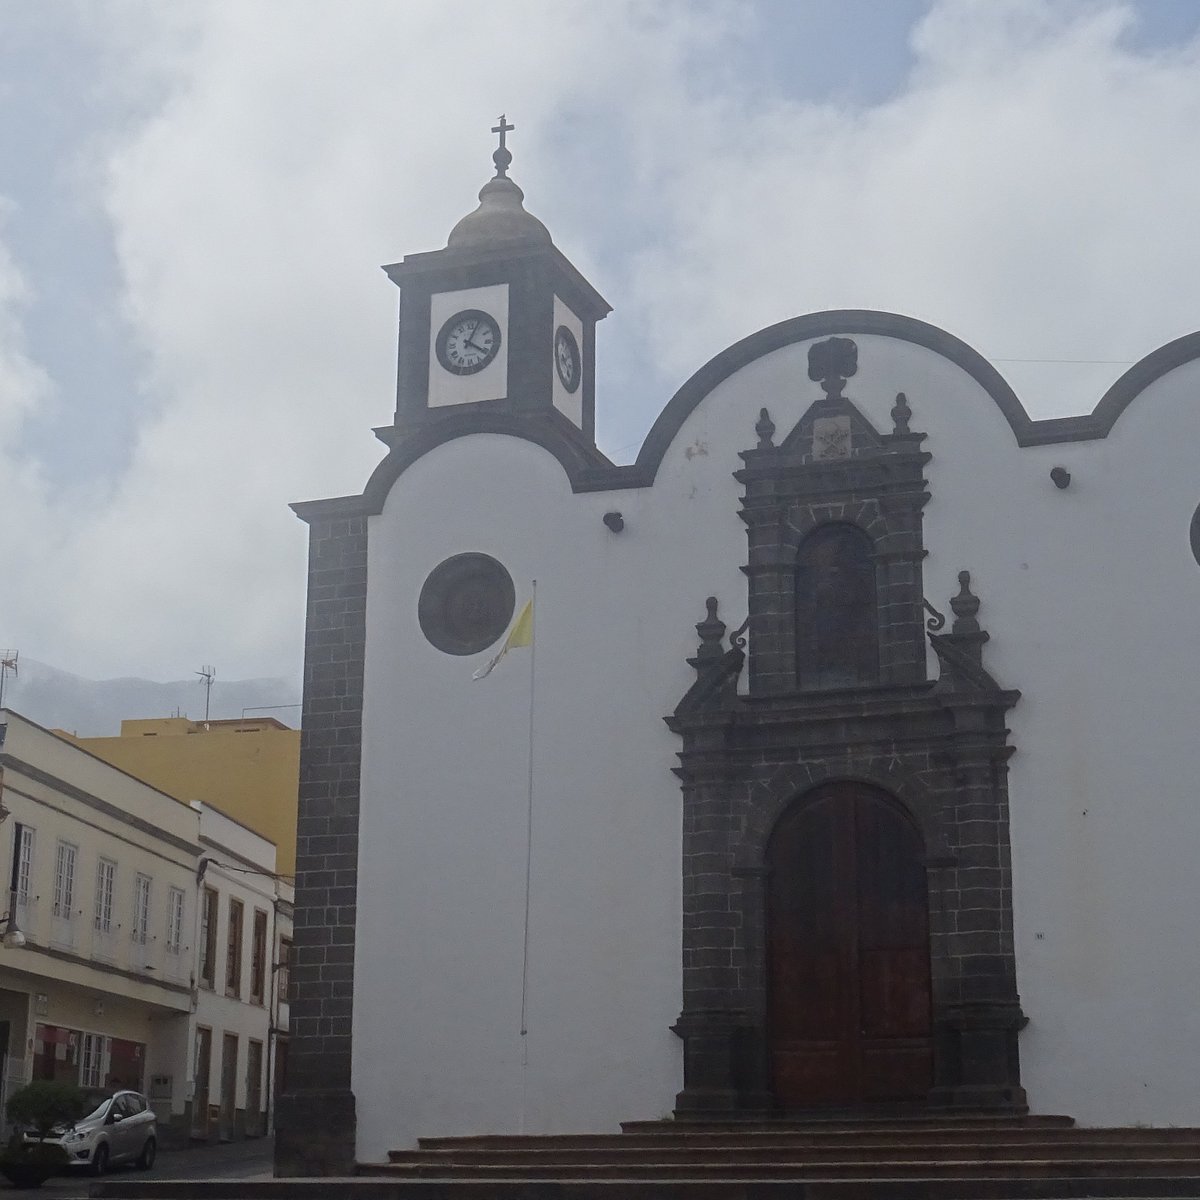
[[1, 888, 25, 949], [1, 918, 25, 950]]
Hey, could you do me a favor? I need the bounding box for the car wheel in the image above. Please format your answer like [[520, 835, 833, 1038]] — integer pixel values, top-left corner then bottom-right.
[[90, 1142, 109, 1176], [136, 1136, 156, 1170]]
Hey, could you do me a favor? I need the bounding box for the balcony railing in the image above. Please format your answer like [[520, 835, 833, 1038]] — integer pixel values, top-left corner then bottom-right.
[[127, 934, 165, 978], [91, 925, 119, 963], [6, 900, 191, 993], [163, 946, 189, 983], [13, 896, 38, 944], [48, 907, 79, 951]]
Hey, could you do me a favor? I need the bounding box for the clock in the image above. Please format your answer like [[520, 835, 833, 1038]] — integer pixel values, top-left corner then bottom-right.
[[554, 325, 581, 394], [435, 309, 502, 376]]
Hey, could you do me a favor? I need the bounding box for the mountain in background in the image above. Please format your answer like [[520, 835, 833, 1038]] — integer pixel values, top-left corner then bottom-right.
[[0, 658, 301, 737]]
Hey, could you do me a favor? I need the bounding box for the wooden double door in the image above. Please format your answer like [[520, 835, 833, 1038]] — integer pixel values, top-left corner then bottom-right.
[[767, 782, 933, 1108]]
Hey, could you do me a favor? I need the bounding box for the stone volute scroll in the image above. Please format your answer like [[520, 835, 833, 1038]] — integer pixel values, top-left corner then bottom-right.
[[671, 597, 745, 718], [929, 570, 1014, 695]]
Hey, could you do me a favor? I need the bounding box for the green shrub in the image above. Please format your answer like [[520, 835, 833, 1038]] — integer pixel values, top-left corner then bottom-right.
[[1, 1136, 68, 1166], [4, 1081, 86, 1140]]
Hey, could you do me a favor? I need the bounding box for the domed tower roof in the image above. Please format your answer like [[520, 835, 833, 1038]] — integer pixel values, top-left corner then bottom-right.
[[446, 115, 552, 251]]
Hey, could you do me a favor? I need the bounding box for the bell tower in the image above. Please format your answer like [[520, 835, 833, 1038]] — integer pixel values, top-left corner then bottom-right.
[[382, 117, 611, 446]]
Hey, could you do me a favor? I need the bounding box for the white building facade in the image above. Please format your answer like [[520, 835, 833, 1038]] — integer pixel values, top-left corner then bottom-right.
[[189, 803, 292, 1143], [278, 139, 1200, 1172], [0, 711, 290, 1147]]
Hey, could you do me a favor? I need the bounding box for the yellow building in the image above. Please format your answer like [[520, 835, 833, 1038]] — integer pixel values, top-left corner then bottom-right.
[[70, 718, 299, 877]]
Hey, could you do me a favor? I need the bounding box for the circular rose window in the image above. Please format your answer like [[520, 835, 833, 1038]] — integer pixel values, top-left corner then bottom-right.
[[418, 553, 516, 656]]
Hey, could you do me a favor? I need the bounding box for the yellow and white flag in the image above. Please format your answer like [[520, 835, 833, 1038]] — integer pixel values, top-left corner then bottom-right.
[[473, 600, 534, 679]]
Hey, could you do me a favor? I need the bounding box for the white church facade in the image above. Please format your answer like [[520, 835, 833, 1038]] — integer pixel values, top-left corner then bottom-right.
[[276, 125, 1200, 1173]]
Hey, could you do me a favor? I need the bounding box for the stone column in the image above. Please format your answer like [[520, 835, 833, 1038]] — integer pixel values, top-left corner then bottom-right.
[[930, 736, 1026, 1111], [673, 758, 744, 1116]]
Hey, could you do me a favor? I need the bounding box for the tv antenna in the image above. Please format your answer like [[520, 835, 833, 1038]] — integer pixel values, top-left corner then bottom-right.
[[196, 664, 216, 726], [0, 650, 17, 709]]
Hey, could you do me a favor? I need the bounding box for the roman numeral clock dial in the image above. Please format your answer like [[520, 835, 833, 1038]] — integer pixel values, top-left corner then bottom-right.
[[435, 309, 502, 375], [554, 325, 581, 393]]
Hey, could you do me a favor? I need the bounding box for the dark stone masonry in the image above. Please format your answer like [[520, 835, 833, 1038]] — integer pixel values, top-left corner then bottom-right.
[[274, 514, 367, 1177]]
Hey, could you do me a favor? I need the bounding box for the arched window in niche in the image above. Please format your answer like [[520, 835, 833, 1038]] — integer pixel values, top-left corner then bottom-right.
[[795, 523, 879, 689]]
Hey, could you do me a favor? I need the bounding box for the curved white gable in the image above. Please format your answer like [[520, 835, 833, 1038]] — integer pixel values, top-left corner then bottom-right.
[[348, 315, 1200, 1156]]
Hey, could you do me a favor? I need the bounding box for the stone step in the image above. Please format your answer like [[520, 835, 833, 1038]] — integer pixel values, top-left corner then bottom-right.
[[621, 1115, 1080, 1134], [368, 1158, 1200, 1181], [414, 1127, 1200, 1151], [90, 1178, 1200, 1200], [388, 1142, 1200, 1167]]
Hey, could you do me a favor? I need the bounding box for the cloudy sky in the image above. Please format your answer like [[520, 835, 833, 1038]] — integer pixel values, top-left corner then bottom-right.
[[1, 0, 1199, 684]]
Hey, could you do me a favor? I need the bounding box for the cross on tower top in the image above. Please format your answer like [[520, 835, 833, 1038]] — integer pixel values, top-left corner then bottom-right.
[[492, 114, 514, 178]]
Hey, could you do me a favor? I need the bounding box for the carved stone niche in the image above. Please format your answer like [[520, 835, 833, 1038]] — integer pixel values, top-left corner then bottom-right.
[[665, 340, 1027, 1119], [737, 356, 931, 697]]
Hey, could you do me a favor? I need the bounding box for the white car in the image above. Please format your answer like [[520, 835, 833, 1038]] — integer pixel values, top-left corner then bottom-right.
[[28, 1088, 157, 1175]]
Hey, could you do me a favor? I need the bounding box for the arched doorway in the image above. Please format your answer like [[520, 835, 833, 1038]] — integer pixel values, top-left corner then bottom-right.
[[767, 781, 933, 1108]]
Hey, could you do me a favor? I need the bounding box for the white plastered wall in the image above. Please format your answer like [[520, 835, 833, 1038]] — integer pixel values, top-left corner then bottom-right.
[[354, 328, 1200, 1156]]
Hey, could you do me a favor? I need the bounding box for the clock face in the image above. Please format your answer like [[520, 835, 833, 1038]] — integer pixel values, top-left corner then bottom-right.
[[435, 309, 502, 376], [554, 325, 581, 394]]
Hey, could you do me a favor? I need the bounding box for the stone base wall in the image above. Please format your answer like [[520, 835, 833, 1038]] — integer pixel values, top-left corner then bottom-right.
[[274, 1089, 356, 1177]]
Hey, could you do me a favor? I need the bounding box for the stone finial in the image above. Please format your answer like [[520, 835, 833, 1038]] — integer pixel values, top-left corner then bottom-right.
[[950, 570, 981, 636], [808, 337, 858, 399], [755, 407, 776, 450], [695, 596, 726, 663], [891, 392, 912, 435]]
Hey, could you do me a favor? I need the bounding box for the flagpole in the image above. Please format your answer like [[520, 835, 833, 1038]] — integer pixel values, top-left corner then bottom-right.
[[518, 579, 537, 1134]]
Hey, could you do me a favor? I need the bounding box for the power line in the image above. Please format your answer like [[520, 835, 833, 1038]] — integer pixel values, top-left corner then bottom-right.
[[989, 357, 1135, 365], [200, 857, 294, 883], [196, 664, 216, 725], [0, 650, 17, 709]]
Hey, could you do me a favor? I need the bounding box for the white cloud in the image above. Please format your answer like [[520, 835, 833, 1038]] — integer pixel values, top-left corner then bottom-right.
[[51, 0, 729, 679], [0, 201, 66, 652], [625, 0, 1200, 400], [3, 0, 1199, 681], [0, 199, 56, 435]]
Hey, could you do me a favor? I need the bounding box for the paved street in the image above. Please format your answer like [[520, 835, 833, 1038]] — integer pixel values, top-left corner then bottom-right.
[[6, 1136, 273, 1197]]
